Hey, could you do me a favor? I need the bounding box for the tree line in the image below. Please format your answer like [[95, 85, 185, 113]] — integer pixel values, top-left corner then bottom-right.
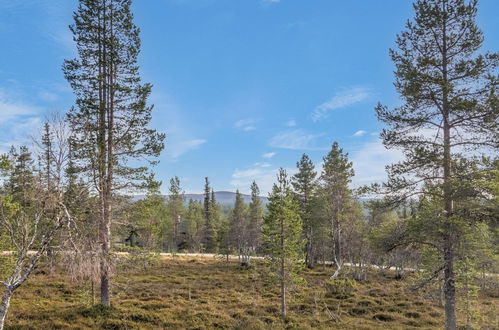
[[0, 0, 496, 329]]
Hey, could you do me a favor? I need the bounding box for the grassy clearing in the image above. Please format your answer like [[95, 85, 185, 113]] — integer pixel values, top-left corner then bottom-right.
[[3, 256, 498, 329]]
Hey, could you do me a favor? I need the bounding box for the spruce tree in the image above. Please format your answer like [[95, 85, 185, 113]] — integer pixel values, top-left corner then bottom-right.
[[201, 178, 216, 251], [375, 0, 497, 327], [291, 154, 317, 268], [263, 169, 304, 318], [63, 0, 165, 306]]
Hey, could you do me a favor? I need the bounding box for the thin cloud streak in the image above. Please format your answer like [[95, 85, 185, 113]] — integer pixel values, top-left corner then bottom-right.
[[262, 152, 276, 159], [269, 129, 327, 151], [353, 130, 367, 137], [312, 87, 372, 122]]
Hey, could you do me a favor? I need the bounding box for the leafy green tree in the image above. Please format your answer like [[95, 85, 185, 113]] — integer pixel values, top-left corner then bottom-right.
[[262, 169, 304, 318], [375, 0, 497, 327], [320, 142, 355, 278], [291, 154, 317, 268], [63, 0, 165, 306]]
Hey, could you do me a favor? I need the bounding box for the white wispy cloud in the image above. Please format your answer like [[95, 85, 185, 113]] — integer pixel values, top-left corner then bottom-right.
[[230, 162, 296, 195], [286, 119, 297, 127], [149, 92, 206, 162], [0, 88, 45, 154], [262, 152, 276, 159], [0, 89, 40, 123], [234, 118, 258, 132], [38, 91, 59, 102], [166, 139, 206, 160], [312, 87, 372, 122], [350, 138, 403, 187], [269, 129, 326, 150], [353, 130, 367, 137], [254, 162, 272, 168]]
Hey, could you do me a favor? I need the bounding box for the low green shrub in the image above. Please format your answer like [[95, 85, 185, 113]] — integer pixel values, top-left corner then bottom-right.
[[324, 278, 357, 298]]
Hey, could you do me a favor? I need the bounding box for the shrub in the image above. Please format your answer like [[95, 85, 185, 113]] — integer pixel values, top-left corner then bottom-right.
[[121, 247, 160, 270], [324, 278, 357, 298]]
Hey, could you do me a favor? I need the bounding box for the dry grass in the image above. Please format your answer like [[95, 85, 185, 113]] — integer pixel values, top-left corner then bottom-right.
[[3, 256, 498, 329]]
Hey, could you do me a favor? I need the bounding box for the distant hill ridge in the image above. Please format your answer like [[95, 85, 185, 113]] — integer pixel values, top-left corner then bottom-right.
[[132, 191, 268, 207]]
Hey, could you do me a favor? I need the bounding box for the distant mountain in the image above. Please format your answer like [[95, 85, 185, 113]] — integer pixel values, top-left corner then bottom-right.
[[132, 191, 268, 207]]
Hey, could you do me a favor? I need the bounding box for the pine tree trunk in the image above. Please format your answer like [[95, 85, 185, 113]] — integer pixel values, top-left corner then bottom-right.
[[443, 237, 456, 330], [0, 288, 13, 330], [280, 213, 286, 318], [306, 226, 314, 269], [441, 14, 456, 327], [280, 259, 286, 318]]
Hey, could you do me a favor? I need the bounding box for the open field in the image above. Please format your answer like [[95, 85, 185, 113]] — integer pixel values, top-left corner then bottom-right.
[[3, 256, 498, 329]]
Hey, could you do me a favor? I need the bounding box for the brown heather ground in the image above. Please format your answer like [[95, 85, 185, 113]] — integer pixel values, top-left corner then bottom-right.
[[3, 256, 498, 329]]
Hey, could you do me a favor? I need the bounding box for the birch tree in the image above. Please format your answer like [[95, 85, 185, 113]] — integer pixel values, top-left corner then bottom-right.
[[0, 143, 72, 330]]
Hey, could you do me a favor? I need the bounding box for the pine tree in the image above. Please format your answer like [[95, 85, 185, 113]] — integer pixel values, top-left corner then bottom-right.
[[247, 181, 264, 256], [375, 0, 497, 327], [63, 0, 165, 306], [320, 142, 354, 278], [291, 154, 317, 268], [263, 169, 304, 318], [229, 190, 249, 265], [184, 200, 205, 251], [166, 176, 184, 253]]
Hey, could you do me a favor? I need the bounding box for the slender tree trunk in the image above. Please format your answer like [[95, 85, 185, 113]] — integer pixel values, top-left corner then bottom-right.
[[441, 7, 456, 327], [100, 196, 111, 307], [280, 215, 286, 318], [443, 235, 456, 330], [0, 288, 13, 330], [306, 226, 314, 269], [331, 215, 343, 278]]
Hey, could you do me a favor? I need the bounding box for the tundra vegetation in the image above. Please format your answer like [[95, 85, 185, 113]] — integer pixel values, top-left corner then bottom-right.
[[0, 0, 497, 329]]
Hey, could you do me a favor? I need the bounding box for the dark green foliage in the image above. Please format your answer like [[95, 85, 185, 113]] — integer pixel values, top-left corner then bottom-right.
[[319, 142, 355, 277], [64, 0, 164, 306], [247, 181, 264, 254], [202, 178, 216, 252], [374, 0, 498, 328], [262, 169, 304, 317], [291, 154, 317, 269]]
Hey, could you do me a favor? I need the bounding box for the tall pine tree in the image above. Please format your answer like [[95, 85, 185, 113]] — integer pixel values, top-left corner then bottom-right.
[[320, 142, 354, 278], [63, 0, 165, 306], [263, 169, 304, 318], [375, 0, 497, 328], [247, 181, 264, 256], [291, 154, 317, 268]]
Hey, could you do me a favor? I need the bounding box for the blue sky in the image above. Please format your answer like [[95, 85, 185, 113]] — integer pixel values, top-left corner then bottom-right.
[[1, 0, 498, 194]]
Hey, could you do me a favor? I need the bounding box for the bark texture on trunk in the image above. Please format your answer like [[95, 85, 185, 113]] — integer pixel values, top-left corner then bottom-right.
[[0, 289, 13, 330]]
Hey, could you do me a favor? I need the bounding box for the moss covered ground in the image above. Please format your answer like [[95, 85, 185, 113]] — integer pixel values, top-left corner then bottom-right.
[[3, 256, 498, 329]]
